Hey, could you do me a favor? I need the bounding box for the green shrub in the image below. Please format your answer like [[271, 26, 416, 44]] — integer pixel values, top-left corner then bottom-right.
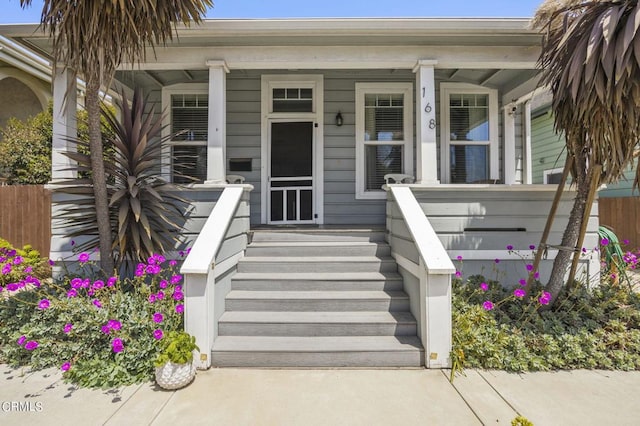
[[0, 253, 187, 388], [0, 238, 51, 287]]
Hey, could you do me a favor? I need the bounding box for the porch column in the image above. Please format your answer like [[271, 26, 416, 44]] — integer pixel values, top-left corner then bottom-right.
[[523, 100, 533, 184], [205, 60, 229, 184], [413, 60, 439, 184], [503, 103, 517, 184], [52, 65, 77, 181]]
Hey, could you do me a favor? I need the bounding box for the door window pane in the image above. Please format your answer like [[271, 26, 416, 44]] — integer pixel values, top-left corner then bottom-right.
[[365, 145, 403, 190], [300, 190, 313, 220], [271, 122, 313, 177], [271, 191, 284, 222]]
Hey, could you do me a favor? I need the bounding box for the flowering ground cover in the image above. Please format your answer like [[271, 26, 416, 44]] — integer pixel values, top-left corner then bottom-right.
[[452, 241, 640, 377], [0, 242, 189, 388]]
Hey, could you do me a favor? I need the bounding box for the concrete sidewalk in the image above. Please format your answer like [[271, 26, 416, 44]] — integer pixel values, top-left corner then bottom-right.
[[1, 364, 639, 426]]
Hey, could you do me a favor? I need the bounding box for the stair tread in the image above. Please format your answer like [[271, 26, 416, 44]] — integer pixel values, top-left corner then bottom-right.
[[239, 256, 395, 262], [248, 241, 388, 247], [232, 271, 402, 281], [226, 290, 408, 300], [219, 311, 416, 324], [212, 335, 423, 352]]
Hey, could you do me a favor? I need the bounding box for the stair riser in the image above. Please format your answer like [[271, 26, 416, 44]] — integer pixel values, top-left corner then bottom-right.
[[218, 322, 417, 337], [226, 299, 409, 312], [250, 232, 386, 243], [211, 351, 423, 368], [231, 279, 403, 291], [245, 245, 391, 257], [237, 261, 397, 273]]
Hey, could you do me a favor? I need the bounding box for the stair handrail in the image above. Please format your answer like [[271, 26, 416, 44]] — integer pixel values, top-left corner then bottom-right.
[[390, 186, 455, 274], [181, 186, 245, 274]]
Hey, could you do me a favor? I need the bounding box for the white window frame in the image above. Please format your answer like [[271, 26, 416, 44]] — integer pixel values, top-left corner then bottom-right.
[[355, 82, 414, 200], [440, 83, 499, 184], [161, 83, 209, 182], [543, 167, 565, 184]]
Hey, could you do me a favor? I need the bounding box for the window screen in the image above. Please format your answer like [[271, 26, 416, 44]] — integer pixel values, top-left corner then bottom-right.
[[364, 94, 404, 141]]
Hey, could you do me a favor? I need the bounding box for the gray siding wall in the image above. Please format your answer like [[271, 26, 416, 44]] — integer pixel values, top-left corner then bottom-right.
[[387, 186, 600, 284]]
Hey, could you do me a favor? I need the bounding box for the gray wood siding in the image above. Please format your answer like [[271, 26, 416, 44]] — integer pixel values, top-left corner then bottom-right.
[[387, 186, 600, 283]]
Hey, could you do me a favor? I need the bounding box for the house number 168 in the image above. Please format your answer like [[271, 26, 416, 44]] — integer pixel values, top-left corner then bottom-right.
[[422, 87, 436, 129]]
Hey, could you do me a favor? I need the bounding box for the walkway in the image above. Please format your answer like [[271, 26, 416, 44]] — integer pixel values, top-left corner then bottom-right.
[[1, 364, 638, 425]]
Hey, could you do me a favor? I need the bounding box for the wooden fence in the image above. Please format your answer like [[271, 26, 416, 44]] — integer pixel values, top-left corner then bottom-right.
[[599, 197, 640, 251], [0, 185, 51, 256]]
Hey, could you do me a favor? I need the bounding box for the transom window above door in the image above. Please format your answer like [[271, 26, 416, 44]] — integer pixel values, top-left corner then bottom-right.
[[355, 82, 413, 199], [272, 88, 313, 112]]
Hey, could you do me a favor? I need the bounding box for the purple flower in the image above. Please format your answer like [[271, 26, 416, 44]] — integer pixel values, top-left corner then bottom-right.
[[480, 282, 489, 291], [623, 239, 630, 245], [70, 240, 75, 246], [63, 323, 73, 334], [87, 289, 95, 297], [159, 280, 168, 289], [24, 341, 38, 351], [534, 272, 540, 279], [153, 329, 164, 340], [156, 291, 165, 300], [611, 273, 618, 280], [70, 278, 83, 289], [173, 291, 184, 301], [108, 319, 121, 331], [13, 256, 23, 265], [482, 301, 494, 311], [539, 291, 551, 305], [148, 294, 157, 304], [107, 277, 117, 287], [153, 313, 164, 323], [17, 335, 26, 346], [513, 289, 526, 298], [526, 264, 534, 272], [506, 245, 514, 251], [61, 362, 71, 372], [78, 252, 90, 263], [176, 304, 184, 314], [111, 338, 124, 353], [2, 263, 12, 275], [24, 266, 33, 273], [101, 325, 110, 334], [455, 271, 462, 278], [179, 250, 185, 257], [519, 279, 527, 286], [494, 258, 500, 264], [529, 245, 536, 250], [92, 299, 102, 309], [92, 280, 104, 290], [601, 238, 609, 246], [170, 274, 182, 284], [169, 260, 177, 267], [37, 299, 50, 310], [6, 283, 18, 291], [175, 285, 182, 292], [48, 259, 55, 266], [67, 289, 77, 298], [456, 255, 463, 261]]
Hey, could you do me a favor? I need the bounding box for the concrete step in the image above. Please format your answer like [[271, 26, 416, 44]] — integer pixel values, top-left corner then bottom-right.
[[225, 290, 410, 312], [237, 256, 398, 273], [218, 311, 417, 336], [211, 335, 423, 367], [245, 241, 391, 257], [231, 272, 404, 291], [250, 229, 386, 243]]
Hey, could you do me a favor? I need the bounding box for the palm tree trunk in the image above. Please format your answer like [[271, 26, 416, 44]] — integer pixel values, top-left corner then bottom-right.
[[86, 78, 114, 273], [545, 149, 590, 304]]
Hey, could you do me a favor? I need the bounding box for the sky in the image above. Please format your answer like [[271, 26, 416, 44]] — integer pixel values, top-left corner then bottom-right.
[[3, 0, 544, 24]]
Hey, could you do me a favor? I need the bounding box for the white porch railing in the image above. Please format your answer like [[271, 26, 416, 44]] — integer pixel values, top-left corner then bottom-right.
[[387, 186, 456, 368], [181, 185, 251, 369]]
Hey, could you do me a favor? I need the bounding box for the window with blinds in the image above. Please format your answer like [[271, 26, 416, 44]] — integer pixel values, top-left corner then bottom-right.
[[441, 84, 497, 184], [355, 83, 413, 199], [169, 93, 208, 183]]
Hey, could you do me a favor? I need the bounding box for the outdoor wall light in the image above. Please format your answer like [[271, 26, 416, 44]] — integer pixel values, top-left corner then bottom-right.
[[335, 111, 343, 127]]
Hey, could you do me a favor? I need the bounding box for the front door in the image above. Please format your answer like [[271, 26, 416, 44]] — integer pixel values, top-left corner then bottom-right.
[[268, 121, 314, 224]]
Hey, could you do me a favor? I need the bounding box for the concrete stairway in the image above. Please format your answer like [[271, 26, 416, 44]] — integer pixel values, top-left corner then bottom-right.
[[211, 228, 424, 367]]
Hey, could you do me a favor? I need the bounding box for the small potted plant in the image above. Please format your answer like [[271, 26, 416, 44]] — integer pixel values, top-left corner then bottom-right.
[[154, 331, 199, 390]]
